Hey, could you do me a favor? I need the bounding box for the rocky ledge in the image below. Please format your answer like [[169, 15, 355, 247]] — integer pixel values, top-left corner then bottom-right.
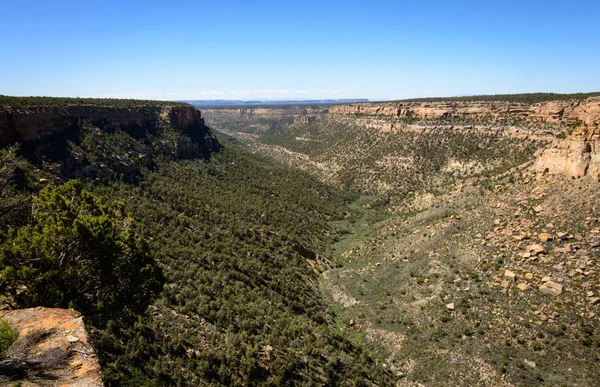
[[0, 307, 103, 386], [328, 98, 600, 127], [330, 98, 600, 180], [0, 103, 219, 179]]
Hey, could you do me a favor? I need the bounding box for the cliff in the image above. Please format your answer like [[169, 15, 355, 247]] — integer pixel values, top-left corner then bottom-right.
[[535, 123, 600, 179], [330, 98, 600, 179], [0, 104, 215, 147], [0, 102, 219, 179], [0, 308, 103, 386], [328, 98, 600, 126]]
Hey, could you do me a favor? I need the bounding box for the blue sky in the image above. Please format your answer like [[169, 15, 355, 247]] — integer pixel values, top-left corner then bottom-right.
[[1, 0, 598, 101]]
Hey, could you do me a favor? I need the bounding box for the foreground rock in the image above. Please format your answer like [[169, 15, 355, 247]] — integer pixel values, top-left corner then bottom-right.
[[0, 307, 103, 386]]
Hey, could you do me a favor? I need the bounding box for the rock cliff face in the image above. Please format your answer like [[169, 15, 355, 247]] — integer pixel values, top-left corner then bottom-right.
[[0, 104, 214, 148], [0, 103, 219, 179], [332, 98, 600, 179], [0, 307, 103, 386], [328, 98, 600, 126], [530, 99, 600, 179], [535, 124, 600, 179]]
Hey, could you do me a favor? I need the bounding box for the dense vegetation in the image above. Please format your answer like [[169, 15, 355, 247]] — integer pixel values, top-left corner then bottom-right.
[[394, 92, 600, 104], [0, 180, 164, 325], [0, 95, 189, 109], [0, 108, 393, 385], [90, 146, 393, 385]]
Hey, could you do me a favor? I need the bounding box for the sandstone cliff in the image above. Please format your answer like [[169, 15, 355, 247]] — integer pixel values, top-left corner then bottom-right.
[[0, 308, 103, 386], [0, 103, 219, 179], [333, 98, 600, 179], [535, 122, 600, 179], [0, 104, 215, 148], [328, 98, 600, 127]]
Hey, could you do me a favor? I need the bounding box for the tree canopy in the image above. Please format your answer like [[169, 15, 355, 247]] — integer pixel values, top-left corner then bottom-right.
[[0, 180, 164, 324]]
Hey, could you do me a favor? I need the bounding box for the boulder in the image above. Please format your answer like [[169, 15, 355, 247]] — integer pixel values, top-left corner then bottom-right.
[[504, 270, 517, 282], [539, 281, 563, 296], [526, 244, 546, 256]]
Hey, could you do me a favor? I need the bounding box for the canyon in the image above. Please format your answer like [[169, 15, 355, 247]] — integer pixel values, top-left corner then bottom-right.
[[205, 96, 600, 181], [203, 95, 600, 385], [2, 94, 600, 386]]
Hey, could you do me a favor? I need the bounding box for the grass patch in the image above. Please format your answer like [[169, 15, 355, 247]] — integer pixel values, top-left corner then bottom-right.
[[0, 319, 18, 356]]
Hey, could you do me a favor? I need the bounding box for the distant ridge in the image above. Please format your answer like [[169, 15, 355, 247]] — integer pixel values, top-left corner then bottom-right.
[[182, 99, 369, 107], [393, 92, 600, 104]]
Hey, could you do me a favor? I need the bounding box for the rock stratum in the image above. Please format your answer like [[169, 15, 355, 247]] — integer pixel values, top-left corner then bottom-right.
[[0, 308, 103, 386], [0, 102, 219, 179], [0, 104, 211, 147], [329, 98, 600, 179], [328, 98, 600, 126]]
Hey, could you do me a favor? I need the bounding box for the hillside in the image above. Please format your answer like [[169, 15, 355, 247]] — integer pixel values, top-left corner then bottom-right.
[[0, 98, 393, 386], [2, 94, 600, 386], [204, 94, 600, 385]]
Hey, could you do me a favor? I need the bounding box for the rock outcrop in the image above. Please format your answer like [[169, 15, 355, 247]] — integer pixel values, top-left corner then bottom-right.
[[331, 98, 600, 179], [535, 120, 600, 180], [0, 104, 215, 148], [328, 98, 600, 126], [0, 307, 103, 386]]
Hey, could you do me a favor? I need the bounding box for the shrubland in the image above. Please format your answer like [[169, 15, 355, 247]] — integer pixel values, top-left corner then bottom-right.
[[0, 100, 393, 385]]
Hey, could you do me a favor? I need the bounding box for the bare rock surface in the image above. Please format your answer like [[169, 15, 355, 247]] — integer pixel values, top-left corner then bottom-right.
[[0, 307, 103, 387]]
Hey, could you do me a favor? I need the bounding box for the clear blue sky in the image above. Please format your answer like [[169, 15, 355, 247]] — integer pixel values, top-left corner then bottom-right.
[[1, 0, 598, 101]]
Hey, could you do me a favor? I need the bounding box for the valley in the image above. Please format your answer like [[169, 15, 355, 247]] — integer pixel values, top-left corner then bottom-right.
[[3, 1, 598, 386], [205, 94, 600, 385], [0, 94, 599, 386]]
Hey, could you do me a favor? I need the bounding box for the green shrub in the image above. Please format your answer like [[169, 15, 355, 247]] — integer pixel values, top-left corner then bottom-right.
[[0, 180, 164, 324], [0, 318, 17, 356]]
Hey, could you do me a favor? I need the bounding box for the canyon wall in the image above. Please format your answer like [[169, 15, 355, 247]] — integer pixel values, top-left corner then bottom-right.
[[0, 103, 219, 178], [535, 121, 600, 179], [328, 98, 600, 126], [0, 104, 213, 147], [332, 98, 600, 180]]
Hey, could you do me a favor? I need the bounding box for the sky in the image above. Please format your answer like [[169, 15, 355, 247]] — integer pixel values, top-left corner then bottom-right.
[[1, 0, 599, 101]]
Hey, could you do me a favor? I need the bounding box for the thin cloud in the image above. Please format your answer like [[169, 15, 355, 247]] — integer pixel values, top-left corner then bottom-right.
[[87, 89, 329, 99]]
